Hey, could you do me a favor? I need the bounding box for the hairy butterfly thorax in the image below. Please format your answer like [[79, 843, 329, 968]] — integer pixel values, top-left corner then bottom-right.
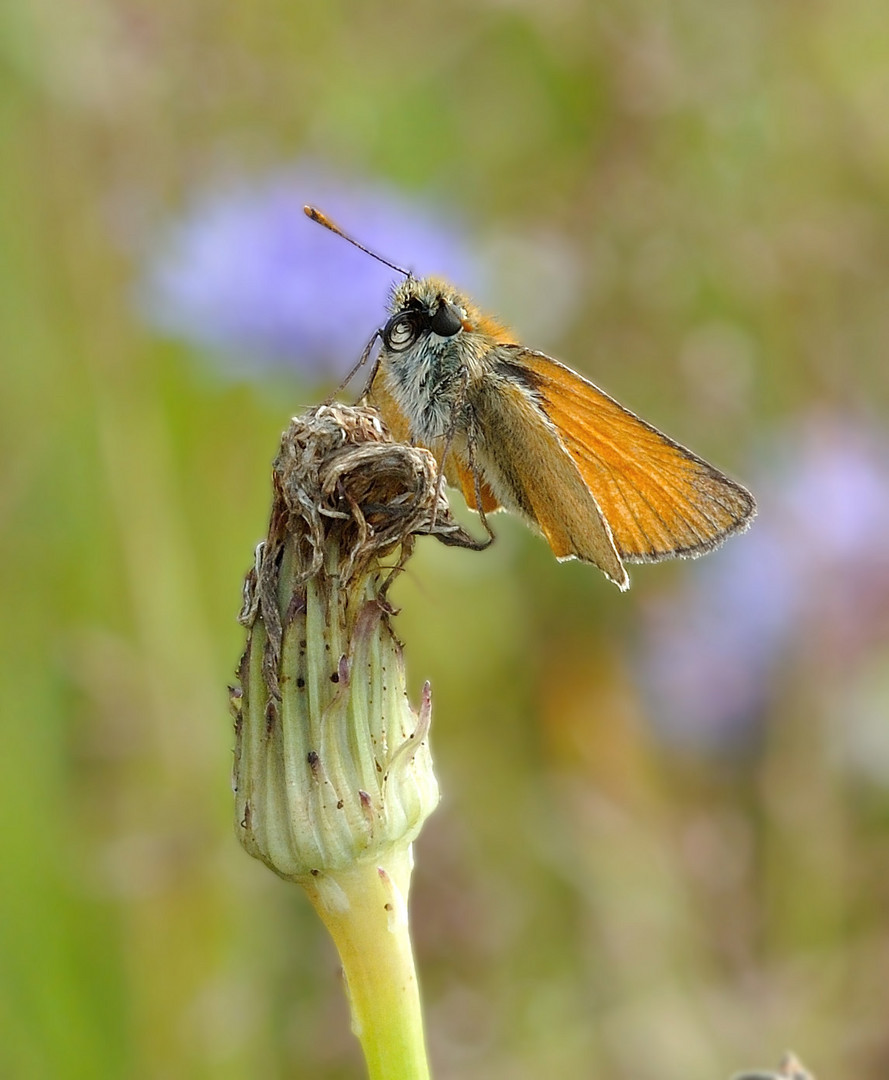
[[376, 277, 511, 443]]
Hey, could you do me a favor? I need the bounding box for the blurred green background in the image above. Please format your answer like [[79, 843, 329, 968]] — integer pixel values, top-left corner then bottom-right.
[[3, 1, 889, 1077]]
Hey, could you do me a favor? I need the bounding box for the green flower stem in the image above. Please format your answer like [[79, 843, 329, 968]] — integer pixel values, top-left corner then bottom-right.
[[303, 849, 429, 1080]]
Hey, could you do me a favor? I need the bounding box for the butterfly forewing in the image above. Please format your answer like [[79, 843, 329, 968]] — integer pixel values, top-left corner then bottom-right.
[[514, 349, 755, 562]]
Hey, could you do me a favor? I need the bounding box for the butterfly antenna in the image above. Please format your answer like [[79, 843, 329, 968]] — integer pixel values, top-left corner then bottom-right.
[[304, 206, 410, 277]]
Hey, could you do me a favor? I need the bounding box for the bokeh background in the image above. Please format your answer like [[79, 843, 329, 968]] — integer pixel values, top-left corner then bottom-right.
[[3, 2, 889, 1077]]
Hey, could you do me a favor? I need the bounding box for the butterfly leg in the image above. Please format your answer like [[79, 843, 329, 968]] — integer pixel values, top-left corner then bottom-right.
[[435, 368, 471, 508], [465, 424, 495, 549], [323, 329, 382, 405]]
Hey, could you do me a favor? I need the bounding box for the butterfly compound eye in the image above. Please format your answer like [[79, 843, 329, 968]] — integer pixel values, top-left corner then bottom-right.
[[429, 301, 463, 337]]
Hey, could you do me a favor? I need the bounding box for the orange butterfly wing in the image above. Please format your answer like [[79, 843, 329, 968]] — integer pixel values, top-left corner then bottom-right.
[[514, 348, 755, 562], [369, 375, 412, 443], [451, 457, 502, 514]]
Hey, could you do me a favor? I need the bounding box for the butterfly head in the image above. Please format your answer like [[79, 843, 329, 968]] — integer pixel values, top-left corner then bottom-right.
[[380, 276, 472, 355]]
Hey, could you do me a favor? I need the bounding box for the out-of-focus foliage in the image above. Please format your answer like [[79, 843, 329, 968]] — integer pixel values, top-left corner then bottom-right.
[[2, 1, 889, 1077]]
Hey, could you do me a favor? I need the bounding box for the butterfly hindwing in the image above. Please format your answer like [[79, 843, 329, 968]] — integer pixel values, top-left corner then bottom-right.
[[468, 366, 629, 588]]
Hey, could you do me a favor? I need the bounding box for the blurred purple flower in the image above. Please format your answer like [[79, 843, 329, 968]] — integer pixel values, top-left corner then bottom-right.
[[637, 414, 889, 754], [137, 164, 485, 378]]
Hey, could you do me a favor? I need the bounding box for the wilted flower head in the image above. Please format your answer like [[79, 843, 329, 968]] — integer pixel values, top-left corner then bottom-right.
[[138, 163, 484, 377], [638, 413, 889, 755], [233, 404, 472, 881]]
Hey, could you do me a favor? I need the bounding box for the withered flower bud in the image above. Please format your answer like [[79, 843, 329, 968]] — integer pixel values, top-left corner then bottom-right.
[[232, 403, 475, 1078]]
